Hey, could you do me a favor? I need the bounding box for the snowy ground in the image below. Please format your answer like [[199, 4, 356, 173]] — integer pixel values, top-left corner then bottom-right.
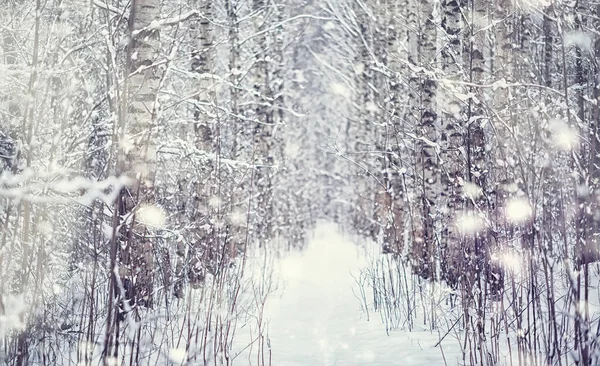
[[240, 222, 463, 366]]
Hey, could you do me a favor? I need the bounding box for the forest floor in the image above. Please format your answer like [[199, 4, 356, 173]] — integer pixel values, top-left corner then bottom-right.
[[234, 222, 464, 366]]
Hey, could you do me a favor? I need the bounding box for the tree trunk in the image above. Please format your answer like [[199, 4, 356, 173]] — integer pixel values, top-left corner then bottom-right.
[[252, 0, 275, 244], [118, 0, 161, 310], [410, 0, 438, 279]]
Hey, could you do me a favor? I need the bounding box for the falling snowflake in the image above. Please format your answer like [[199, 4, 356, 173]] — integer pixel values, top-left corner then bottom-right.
[[0, 294, 27, 338], [461, 180, 482, 199], [284, 141, 301, 158], [365, 101, 379, 112], [455, 212, 485, 236], [353, 62, 365, 75], [329, 82, 351, 98], [491, 250, 523, 273], [169, 348, 187, 364], [549, 119, 578, 151], [504, 198, 533, 224], [208, 195, 222, 208], [104, 357, 119, 366], [323, 21, 336, 31], [228, 209, 247, 227], [564, 31, 594, 53], [136, 204, 167, 228]]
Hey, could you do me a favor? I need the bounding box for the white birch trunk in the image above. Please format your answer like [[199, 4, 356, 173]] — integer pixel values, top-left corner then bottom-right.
[[252, 0, 274, 242], [119, 0, 161, 307], [409, 0, 438, 279]]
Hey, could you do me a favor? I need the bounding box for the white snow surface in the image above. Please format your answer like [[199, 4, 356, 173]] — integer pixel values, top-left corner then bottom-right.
[[251, 222, 458, 366]]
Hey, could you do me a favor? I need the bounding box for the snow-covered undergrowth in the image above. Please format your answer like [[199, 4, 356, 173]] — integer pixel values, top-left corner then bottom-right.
[[9, 220, 599, 365], [0, 251, 272, 365], [361, 240, 600, 365]]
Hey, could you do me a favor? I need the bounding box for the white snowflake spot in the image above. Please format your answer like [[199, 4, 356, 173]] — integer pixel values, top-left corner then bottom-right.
[[448, 101, 461, 116], [0, 294, 27, 337], [169, 348, 187, 364], [549, 119, 578, 151], [105, 357, 119, 366], [137, 204, 167, 228], [365, 101, 379, 112], [455, 212, 485, 235], [208, 195, 222, 208], [491, 250, 523, 273], [228, 209, 247, 227], [323, 21, 336, 31], [353, 62, 365, 75], [462, 181, 482, 199], [564, 31, 594, 53], [329, 82, 351, 98], [284, 141, 301, 159], [505, 198, 533, 224]]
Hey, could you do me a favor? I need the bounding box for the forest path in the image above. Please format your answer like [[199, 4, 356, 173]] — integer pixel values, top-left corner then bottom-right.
[[260, 222, 455, 366]]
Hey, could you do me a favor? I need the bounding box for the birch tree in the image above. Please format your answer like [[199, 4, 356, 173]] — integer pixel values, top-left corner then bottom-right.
[[111, 0, 162, 333], [410, 0, 438, 279]]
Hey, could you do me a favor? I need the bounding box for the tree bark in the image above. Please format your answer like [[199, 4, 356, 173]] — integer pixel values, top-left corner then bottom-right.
[[118, 0, 161, 309]]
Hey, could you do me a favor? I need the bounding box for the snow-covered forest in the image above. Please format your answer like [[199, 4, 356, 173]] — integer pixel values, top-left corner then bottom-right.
[[1, 0, 600, 364]]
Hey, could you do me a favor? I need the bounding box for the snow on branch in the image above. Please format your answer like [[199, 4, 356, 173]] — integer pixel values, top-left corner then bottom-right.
[[0, 172, 130, 206], [394, 58, 566, 98], [132, 10, 203, 38], [92, 0, 122, 15], [157, 142, 278, 171], [437, 78, 565, 96], [238, 14, 337, 47], [405, 132, 441, 151]]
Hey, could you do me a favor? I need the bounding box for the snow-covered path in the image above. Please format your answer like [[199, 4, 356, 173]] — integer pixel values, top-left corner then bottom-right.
[[263, 223, 458, 366]]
